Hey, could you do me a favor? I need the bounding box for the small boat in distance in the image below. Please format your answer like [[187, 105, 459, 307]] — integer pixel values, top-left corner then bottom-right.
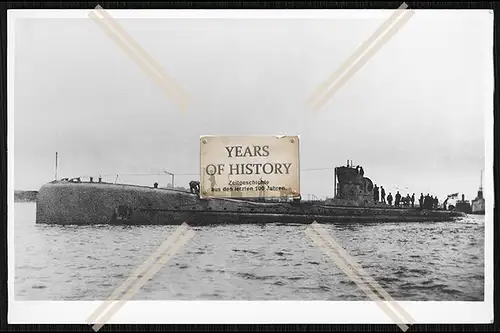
[[453, 194, 472, 214]]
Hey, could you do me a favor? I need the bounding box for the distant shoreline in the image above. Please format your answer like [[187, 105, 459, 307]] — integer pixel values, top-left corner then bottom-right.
[[14, 190, 38, 202]]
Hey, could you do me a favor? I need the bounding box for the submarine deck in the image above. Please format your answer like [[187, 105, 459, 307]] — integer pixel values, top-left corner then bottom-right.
[[35, 181, 466, 225]]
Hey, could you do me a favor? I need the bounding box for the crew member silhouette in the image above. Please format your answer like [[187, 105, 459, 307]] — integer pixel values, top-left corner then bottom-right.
[[189, 180, 200, 194], [405, 194, 411, 208], [395, 191, 401, 207], [373, 185, 379, 203], [387, 192, 393, 206], [380, 186, 386, 204]]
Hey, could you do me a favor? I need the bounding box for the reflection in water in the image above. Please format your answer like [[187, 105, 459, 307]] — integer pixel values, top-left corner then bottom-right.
[[14, 203, 484, 301]]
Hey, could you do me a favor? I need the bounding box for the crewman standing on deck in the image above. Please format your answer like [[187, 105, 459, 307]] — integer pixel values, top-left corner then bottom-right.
[[387, 192, 393, 206], [419, 193, 424, 209], [424, 194, 431, 209], [373, 185, 379, 203], [395, 191, 401, 207], [189, 180, 200, 194], [411, 193, 415, 208], [443, 197, 448, 210], [381, 186, 386, 204]]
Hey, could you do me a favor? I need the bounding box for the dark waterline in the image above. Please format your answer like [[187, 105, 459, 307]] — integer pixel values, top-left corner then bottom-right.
[[14, 203, 484, 301]]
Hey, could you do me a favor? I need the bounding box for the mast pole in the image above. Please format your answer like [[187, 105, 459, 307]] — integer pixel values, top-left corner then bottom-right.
[[164, 170, 175, 188], [333, 167, 336, 198], [55, 152, 58, 180]]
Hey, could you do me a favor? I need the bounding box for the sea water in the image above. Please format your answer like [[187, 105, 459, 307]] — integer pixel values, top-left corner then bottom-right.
[[13, 202, 484, 301]]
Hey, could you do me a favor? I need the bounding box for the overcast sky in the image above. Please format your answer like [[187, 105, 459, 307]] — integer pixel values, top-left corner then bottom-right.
[[12, 10, 492, 200]]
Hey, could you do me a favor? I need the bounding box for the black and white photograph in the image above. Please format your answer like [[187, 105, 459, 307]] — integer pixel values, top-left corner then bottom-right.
[[8, 5, 493, 326]]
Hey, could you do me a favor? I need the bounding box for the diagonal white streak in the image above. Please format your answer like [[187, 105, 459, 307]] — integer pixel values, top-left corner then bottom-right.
[[93, 5, 190, 101], [309, 222, 415, 325], [306, 2, 414, 111], [306, 2, 409, 106], [305, 229, 409, 332], [305, 222, 415, 332], [88, 7, 189, 111], [310, 9, 414, 111], [91, 229, 195, 331], [86, 223, 190, 323], [86, 223, 194, 331]]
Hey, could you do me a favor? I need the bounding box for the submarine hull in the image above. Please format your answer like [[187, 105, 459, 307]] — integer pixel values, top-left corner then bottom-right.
[[35, 181, 465, 226]]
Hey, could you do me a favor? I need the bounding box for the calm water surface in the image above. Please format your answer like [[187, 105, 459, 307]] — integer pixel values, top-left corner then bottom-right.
[[14, 202, 484, 301]]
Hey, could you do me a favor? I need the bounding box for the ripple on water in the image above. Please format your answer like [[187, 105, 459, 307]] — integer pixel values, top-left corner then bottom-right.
[[32, 284, 47, 289]]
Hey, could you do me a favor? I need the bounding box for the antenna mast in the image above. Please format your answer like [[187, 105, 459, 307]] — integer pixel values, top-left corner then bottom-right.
[[333, 167, 337, 198], [480, 169, 483, 190], [55, 152, 58, 180]]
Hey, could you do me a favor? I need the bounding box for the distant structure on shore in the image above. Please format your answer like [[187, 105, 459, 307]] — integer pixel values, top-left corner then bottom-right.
[[14, 190, 38, 202], [453, 194, 472, 214], [446, 170, 485, 215], [471, 170, 485, 215]]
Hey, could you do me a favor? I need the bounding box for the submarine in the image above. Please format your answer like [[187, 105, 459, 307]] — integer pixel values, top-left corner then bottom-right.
[[35, 161, 465, 226]]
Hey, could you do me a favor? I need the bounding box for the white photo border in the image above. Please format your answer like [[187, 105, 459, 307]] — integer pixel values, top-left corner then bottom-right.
[[7, 8, 494, 325]]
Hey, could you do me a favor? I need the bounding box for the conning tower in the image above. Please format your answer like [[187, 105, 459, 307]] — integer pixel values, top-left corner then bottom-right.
[[334, 160, 374, 205]]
